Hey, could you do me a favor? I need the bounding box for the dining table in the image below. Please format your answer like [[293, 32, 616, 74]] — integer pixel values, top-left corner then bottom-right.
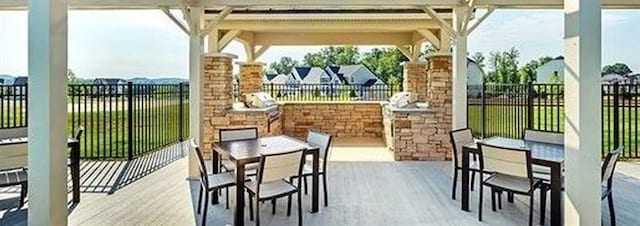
[[212, 135, 320, 226], [461, 136, 564, 226], [0, 137, 81, 203]]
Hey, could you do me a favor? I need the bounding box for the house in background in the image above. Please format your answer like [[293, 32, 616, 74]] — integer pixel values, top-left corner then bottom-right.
[[467, 58, 485, 98], [535, 56, 565, 83], [325, 65, 386, 98], [11, 77, 28, 98], [93, 78, 128, 96]]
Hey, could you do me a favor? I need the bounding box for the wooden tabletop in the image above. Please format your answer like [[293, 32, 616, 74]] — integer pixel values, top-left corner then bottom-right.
[[464, 136, 564, 164], [214, 135, 317, 163]]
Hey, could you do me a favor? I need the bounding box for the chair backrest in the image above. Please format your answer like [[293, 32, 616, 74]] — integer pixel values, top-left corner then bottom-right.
[[219, 127, 258, 142], [257, 149, 305, 184], [0, 143, 28, 171], [523, 129, 563, 145], [602, 146, 623, 189], [0, 127, 27, 140], [449, 128, 474, 167], [188, 138, 209, 187], [306, 129, 332, 163], [74, 126, 85, 140], [0, 127, 28, 171], [479, 143, 532, 179]]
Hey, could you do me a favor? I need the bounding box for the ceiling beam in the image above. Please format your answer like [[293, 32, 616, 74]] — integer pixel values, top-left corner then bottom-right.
[[214, 19, 441, 32], [251, 32, 414, 46], [466, 7, 495, 35], [2, 0, 640, 10]]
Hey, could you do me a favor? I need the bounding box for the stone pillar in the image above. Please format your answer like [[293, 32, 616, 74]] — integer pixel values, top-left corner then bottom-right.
[[402, 61, 429, 102], [238, 62, 265, 96], [201, 53, 236, 157], [426, 54, 453, 158]]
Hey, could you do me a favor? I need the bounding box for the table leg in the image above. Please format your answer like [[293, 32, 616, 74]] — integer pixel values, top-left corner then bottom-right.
[[234, 163, 246, 226], [549, 163, 563, 226], [211, 150, 220, 205], [461, 148, 470, 211], [72, 142, 80, 203], [311, 150, 319, 213]]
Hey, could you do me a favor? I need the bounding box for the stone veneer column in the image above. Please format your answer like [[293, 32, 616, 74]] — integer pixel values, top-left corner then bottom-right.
[[402, 61, 429, 102], [238, 62, 265, 96], [426, 54, 453, 158], [201, 53, 237, 157]]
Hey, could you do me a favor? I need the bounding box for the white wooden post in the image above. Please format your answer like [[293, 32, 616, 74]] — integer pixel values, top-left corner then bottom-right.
[[563, 0, 602, 225], [27, 0, 69, 225], [452, 6, 468, 129], [188, 7, 204, 179]]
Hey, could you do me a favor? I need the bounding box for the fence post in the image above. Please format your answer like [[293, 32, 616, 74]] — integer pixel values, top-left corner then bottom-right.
[[481, 82, 487, 138], [527, 81, 534, 130], [179, 82, 184, 142], [613, 82, 620, 149], [270, 83, 274, 97], [127, 82, 134, 161]]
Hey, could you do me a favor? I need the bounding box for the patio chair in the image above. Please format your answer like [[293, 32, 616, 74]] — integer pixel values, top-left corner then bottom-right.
[[448, 128, 480, 200], [477, 143, 548, 226], [0, 127, 28, 208], [602, 146, 623, 226], [291, 129, 332, 206], [523, 130, 564, 184], [218, 127, 259, 174], [247, 149, 305, 226], [188, 138, 238, 226]]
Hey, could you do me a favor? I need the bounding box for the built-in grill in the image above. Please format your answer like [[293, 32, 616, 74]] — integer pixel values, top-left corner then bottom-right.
[[243, 92, 277, 109], [241, 92, 280, 133], [388, 92, 418, 108]]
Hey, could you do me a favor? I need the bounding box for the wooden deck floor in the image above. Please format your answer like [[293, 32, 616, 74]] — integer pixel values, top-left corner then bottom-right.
[[1, 139, 639, 225]]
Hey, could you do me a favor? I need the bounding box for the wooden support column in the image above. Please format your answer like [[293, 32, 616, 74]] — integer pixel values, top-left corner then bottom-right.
[[27, 0, 69, 225], [563, 0, 602, 225], [452, 6, 468, 130], [188, 6, 204, 179]]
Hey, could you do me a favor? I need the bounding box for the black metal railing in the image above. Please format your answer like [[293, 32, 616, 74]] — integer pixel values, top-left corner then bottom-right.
[[1, 83, 189, 160], [233, 83, 401, 102], [468, 82, 639, 158]]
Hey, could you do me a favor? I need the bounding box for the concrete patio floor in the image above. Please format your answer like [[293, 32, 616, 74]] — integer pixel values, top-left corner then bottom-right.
[[0, 138, 638, 225]]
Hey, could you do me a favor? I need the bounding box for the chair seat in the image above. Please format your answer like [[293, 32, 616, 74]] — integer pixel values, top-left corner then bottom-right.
[[246, 180, 297, 200], [532, 165, 550, 174], [483, 173, 541, 194], [0, 169, 28, 187], [221, 159, 258, 173], [207, 172, 236, 190]]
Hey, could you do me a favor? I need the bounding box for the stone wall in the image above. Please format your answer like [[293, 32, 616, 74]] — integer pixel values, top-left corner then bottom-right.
[[402, 62, 429, 102], [281, 102, 383, 139], [390, 111, 452, 160], [200, 54, 281, 159], [387, 54, 453, 161], [238, 62, 264, 97]]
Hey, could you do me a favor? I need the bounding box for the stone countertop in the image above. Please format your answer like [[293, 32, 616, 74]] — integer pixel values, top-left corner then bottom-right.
[[383, 103, 434, 113], [279, 101, 385, 105], [230, 104, 279, 113]]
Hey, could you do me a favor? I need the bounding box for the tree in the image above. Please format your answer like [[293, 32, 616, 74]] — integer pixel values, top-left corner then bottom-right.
[[302, 46, 360, 68], [489, 47, 520, 84], [269, 57, 299, 74], [602, 63, 632, 76], [67, 69, 85, 85], [360, 48, 408, 85], [470, 52, 486, 69]]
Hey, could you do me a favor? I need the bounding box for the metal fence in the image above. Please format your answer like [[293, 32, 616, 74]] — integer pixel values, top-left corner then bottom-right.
[[468, 82, 639, 158], [1, 83, 189, 160], [233, 83, 402, 102]]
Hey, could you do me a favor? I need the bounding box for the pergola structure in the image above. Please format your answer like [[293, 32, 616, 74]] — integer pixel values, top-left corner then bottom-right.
[[3, 0, 640, 225]]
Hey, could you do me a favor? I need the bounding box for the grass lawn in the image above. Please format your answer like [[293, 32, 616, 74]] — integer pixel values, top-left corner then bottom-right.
[[468, 105, 640, 158], [2, 101, 189, 160]]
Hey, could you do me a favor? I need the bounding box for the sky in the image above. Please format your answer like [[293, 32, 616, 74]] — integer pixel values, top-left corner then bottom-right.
[[1, 9, 640, 79]]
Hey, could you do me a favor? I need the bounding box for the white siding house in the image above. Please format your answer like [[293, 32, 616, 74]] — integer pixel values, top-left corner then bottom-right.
[[535, 56, 565, 83], [467, 59, 484, 97]]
